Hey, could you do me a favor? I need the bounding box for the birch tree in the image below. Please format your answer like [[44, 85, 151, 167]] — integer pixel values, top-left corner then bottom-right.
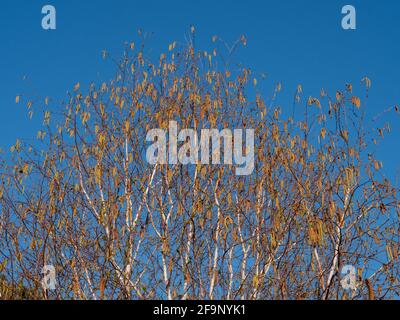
[[0, 33, 399, 300]]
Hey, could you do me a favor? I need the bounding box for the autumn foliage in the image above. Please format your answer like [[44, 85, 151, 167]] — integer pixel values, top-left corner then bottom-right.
[[0, 32, 399, 300]]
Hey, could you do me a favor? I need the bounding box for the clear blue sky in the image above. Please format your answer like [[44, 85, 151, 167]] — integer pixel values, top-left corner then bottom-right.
[[0, 0, 399, 179]]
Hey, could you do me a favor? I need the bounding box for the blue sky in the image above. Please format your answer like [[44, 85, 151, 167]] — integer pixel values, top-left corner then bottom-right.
[[0, 0, 399, 179]]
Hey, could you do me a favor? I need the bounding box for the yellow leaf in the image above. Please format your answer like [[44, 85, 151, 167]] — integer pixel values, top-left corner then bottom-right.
[[320, 128, 326, 139], [297, 84, 302, 94], [124, 119, 130, 133], [22, 163, 29, 175], [351, 96, 361, 108], [362, 77, 371, 89], [95, 165, 102, 184], [252, 274, 259, 288], [342, 130, 349, 142]]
